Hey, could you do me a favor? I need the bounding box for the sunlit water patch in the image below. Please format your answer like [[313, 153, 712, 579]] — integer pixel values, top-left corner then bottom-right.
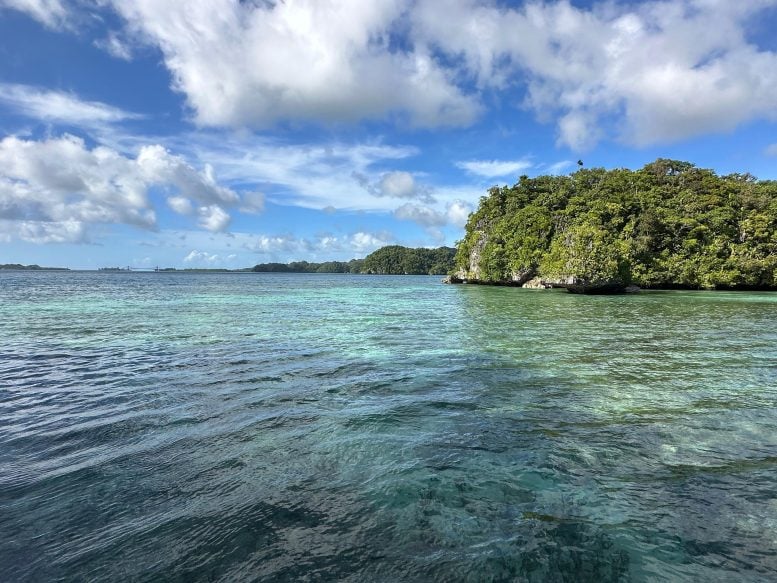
[[1, 272, 776, 581]]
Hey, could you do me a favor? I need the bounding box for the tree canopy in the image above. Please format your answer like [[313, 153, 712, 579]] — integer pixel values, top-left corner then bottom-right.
[[251, 246, 455, 275], [362, 246, 456, 275], [455, 160, 777, 290], [252, 259, 365, 273]]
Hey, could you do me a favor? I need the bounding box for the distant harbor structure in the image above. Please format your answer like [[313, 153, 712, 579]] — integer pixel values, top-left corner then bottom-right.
[[98, 266, 160, 272]]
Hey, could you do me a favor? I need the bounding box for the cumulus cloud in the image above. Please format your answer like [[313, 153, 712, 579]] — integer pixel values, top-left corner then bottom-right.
[[414, 0, 777, 149], [247, 230, 394, 259], [0, 83, 142, 126], [353, 170, 435, 203], [456, 158, 533, 178], [167, 196, 193, 215], [10, 1, 777, 149], [0, 219, 87, 244], [0, 134, 238, 243], [446, 200, 472, 228], [183, 250, 238, 266], [250, 234, 305, 255], [137, 145, 238, 206], [107, 0, 479, 129], [393, 203, 447, 227], [350, 231, 393, 253], [197, 205, 230, 233], [765, 144, 777, 157], [183, 249, 218, 264], [393, 200, 472, 228]]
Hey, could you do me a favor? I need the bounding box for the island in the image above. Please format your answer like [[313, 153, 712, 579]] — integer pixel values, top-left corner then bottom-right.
[[449, 159, 777, 292], [0, 264, 69, 271], [252, 245, 456, 275]]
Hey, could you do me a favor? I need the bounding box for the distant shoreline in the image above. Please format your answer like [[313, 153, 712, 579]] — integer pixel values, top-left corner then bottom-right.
[[0, 264, 70, 271]]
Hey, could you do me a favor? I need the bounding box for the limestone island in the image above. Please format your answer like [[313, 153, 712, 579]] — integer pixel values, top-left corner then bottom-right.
[[446, 159, 777, 293]]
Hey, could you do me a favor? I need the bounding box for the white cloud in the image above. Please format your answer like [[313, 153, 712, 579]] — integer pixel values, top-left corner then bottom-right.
[[380, 171, 421, 199], [393, 200, 473, 229], [456, 158, 533, 178], [0, 219, 87, 244], [183, 249, 219, 264], [353, 170, 435, 203], [765, 144, 777, 157], [239, 191, 265, 214], [197, 205, 230, 233], [413, 0, 777, 149], [137, 145, 238, 206], [350, 231, 393, 253], [556, 111, 601, 152], [108, 0, 479, 129], [250, 234, 305, 255], [0, 0, 69, 29], [94, 31, 134, 61], [170, 132, 422, 211], [0, 134, 239, 243], [167, 196, 193, 215], [393, 202, 447, 227], [0, 135, 156, 232], [446, 200, 472, 228], [0, 83, 142, 126], [9, 0, 777, 151], [546, 160, 575, 175], [246, 230, 394, 260], [41, 123, 493, 225], [162, 133, 487, 224]]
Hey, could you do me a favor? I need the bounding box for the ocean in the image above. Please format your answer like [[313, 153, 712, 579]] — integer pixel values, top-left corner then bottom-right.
[[1, 271, 776, 581]]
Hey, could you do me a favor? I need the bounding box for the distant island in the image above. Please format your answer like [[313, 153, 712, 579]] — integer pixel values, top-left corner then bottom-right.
[[451, 159, 777, 292], [2, 246, 456, 274], [0, 264, 69, 271], [252, 245, 456, 275], [97, 267, 248, 273]]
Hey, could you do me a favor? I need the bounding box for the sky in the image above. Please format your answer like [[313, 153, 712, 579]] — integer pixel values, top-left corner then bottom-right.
[[1, 0, 776, 269]]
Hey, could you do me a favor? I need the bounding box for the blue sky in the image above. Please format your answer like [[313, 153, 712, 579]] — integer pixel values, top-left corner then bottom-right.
[[1, 0, 776, 269]]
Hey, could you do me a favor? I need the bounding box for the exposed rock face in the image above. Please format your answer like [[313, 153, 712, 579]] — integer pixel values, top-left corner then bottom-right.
[[544, 276, 580, 287], [456, 221, 489, 281], [522, 277, 547, 289], [456, 224, 537, 285], [510, 269, 534, 286], [522, 275, 611, 290], [453, 221, 628, 292]]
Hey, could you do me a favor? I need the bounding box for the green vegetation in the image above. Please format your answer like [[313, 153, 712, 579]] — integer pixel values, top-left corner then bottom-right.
[[252, 259, 365, 273], [0, 264, 69, 271], [252, 246, 455, 275], [455, 159, 777, 290], [362, 246, 455, 275]]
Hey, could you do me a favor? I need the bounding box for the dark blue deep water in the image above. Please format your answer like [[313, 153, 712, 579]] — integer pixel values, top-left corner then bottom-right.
[[1, 272, 776, 581]]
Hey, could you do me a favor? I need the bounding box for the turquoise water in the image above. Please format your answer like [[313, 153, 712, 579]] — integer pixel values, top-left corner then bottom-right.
[[1, 272, 776, 581]]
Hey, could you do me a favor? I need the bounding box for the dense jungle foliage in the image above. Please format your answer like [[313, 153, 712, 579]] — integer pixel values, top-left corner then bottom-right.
[[361, 245, 455, 275], [455, 159, 777, 289], [252, 259, 365, 273], [252, 246, 455, 275]]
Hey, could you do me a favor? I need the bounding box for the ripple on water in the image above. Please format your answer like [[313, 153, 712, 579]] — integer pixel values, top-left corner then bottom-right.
[[1, 273, 776, 581]]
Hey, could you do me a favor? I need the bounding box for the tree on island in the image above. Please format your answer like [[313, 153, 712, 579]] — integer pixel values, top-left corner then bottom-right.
[[454, 159, 777, 291], [251, 246, 455, 275]]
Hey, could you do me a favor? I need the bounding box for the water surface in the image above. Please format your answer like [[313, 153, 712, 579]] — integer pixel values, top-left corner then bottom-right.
[[1, 272, 776, 581]]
